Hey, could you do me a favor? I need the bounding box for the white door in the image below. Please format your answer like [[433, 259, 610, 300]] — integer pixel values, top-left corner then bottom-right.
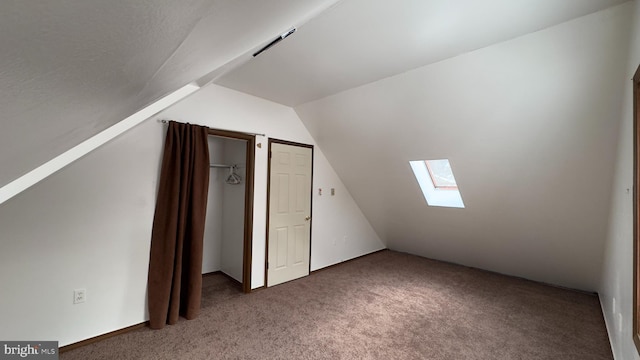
[[267, 142, 313, 287]]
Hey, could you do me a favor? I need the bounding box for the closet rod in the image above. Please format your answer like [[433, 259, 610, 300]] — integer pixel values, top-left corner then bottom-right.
[[158, 119, 265, 137], [210, 164, 236, 169]]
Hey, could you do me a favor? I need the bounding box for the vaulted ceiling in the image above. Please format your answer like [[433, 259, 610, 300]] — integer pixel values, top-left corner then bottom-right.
[[2, 0, 625, 189], [1, 0, 633, 290], [216, 0, 629, 106], [0, 0, 339, 188]]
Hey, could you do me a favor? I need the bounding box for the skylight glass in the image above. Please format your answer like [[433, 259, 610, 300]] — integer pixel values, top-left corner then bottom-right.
[[410, 159, 464, 208], [425, 159, 457, 189]]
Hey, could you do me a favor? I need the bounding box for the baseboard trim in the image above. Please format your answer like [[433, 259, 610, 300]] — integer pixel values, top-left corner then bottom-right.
[[311, 248, 387, 275], [204, 270, 243, 289], [598, 293, 618, 360], [59, 321, 148, 353]]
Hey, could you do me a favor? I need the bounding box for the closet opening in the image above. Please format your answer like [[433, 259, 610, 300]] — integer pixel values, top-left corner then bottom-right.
[[202, 129, 255, 294]]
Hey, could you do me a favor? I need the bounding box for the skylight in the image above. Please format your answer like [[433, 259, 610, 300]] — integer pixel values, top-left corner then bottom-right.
[[410, 159, 464, 208]]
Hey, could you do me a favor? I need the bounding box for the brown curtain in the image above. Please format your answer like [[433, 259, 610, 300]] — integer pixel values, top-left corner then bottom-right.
[[147, 121, 210, 330]]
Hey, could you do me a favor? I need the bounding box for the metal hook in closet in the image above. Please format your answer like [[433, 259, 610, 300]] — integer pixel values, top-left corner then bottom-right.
[[210, 163, 242, 185], [226, 165, 242, 185]]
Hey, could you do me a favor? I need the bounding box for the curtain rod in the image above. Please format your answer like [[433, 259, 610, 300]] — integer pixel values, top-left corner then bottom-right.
[[157, 119, 265, 137]]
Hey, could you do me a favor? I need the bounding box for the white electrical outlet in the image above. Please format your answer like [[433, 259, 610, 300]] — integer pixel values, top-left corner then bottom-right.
[[74, 289, 86, 304]]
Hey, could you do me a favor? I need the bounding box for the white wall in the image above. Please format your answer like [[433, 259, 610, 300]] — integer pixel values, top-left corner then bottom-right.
[[297, 3, 632, 291], [311, 149, 384, 269], [201, 137, 225, 273], [600, 1, 640, 359], [220, 138, 246, 282], [159, 84, 386, 286], [0, 119, 163, 347], [0, 83, 383, 346]]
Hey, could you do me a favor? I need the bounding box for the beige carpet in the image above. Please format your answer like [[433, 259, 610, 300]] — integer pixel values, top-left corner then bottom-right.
[[60, 250, 612, 359]]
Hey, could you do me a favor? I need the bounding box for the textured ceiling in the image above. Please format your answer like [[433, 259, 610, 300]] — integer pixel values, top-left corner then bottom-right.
[[216, 0, 629, 107], [0, 0, 340, 188]]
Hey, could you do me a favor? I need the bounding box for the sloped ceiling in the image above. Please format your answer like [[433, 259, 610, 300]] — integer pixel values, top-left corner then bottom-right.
[[2, 0, 631, 290], [0, 0, 340, 188], [216, 0, 629, 106], [218, 0, 632, 290]]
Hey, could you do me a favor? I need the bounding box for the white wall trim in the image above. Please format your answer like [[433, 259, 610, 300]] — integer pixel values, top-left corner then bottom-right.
[[599, 293, 618, 360], [0, 83, 200, 205]]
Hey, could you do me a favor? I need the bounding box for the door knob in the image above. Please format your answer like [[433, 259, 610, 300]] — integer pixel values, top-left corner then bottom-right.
[[305, 216, 311, 221]]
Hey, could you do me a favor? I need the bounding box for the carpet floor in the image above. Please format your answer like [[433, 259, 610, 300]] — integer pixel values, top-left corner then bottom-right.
[[60, 250, 613, 359]]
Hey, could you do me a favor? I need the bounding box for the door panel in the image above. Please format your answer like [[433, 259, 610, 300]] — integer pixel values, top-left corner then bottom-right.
[[275, 227, 288, 268], [267, 142, 312, 287], [294, 225, 306, 263]]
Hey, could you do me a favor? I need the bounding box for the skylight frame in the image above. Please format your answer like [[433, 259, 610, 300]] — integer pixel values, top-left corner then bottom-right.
[[425, 160, 458, 190], [409, 159, 465, 209]]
